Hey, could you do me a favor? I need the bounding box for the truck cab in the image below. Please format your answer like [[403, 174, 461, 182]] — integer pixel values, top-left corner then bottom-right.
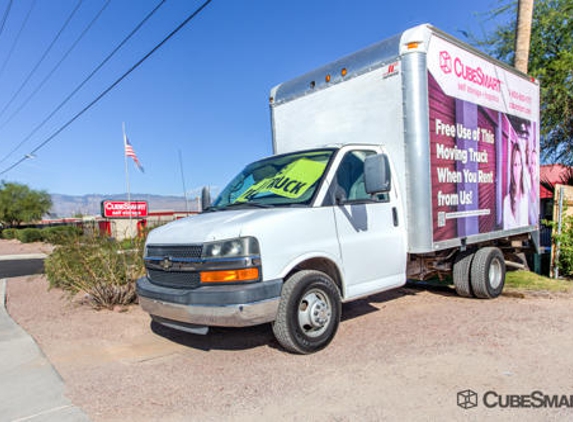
[[137, 144, 406, 353]]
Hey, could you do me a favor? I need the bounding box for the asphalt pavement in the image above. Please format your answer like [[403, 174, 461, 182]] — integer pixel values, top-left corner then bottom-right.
[[0, 255, 45, 279], [0, 255, 89, 421]]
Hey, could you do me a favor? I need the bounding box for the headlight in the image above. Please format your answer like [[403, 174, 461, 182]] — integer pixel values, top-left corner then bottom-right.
[[202, 237, 260, 259], [200, 237, 261, 283]]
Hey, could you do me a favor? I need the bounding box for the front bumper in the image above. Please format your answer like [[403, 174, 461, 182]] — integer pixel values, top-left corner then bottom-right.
[[136, 276, 282, 329]]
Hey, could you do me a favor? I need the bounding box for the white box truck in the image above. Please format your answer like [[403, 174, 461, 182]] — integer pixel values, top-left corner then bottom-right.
[[137, 24, 540, 354]]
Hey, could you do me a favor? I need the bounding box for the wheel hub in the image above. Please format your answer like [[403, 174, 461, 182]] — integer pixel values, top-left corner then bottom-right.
[[310, 299, 330, 327], [298, 290, 332, 337], [489, 258, 502, 289]]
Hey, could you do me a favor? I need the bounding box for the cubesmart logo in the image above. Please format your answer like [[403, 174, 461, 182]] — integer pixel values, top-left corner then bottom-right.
[[458, 390, 478, 409], [440, 50, 452, 74]]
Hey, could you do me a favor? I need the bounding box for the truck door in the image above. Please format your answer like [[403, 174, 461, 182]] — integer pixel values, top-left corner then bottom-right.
[[327, 149, 407, 299]]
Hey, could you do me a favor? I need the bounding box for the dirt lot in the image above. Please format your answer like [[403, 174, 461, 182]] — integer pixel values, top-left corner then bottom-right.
[[4, 240, 573, 421], [0, 238, 53, 255]]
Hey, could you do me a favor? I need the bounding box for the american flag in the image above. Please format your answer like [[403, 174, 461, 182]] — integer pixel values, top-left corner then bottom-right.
[[124, 136, 144, 172]]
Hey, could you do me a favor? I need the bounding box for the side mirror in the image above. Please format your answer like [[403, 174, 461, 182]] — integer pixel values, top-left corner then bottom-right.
[[364, 154, 392, 194], [201, 186, 211, 211]]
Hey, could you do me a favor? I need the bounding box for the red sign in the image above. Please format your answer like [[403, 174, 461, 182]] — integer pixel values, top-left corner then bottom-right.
[[101, 200, 148, 218]]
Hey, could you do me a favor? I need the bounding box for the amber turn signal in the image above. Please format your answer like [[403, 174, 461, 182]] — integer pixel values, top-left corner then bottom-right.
[[200, 268, 260, 283]]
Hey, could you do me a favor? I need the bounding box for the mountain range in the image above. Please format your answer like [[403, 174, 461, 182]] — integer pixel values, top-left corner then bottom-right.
[[49, 193, 200, 218]]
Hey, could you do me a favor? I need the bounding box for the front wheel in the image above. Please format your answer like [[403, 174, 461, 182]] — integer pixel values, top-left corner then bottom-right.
[[272, 270, 341, 354]]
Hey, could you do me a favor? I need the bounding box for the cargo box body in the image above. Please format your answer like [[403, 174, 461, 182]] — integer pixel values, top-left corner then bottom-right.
[[270, 24, 540, 254]]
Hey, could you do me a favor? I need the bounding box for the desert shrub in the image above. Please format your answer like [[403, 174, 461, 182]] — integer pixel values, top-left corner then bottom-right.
[[1, 228, 17, 239], [16, 227, 43, 243], [45, 233, 145, 309], [40, 225, 81, 244]]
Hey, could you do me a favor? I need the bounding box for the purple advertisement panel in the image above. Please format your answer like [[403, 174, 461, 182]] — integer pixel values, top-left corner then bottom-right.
[[427, 35, 540, 243]]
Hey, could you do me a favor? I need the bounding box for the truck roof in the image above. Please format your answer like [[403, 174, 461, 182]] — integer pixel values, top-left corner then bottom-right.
[[270, 23, 536, 107], [270, 32, 401, 106]]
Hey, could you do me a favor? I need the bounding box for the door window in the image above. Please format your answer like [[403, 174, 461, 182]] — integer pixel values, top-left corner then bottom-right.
[[326, 150, 389, 205]]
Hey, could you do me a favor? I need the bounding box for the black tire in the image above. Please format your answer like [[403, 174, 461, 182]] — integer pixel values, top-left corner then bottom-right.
[[470, 247, 505, 299], [272, 270, 341, 354], [453, 250, 475, 298]]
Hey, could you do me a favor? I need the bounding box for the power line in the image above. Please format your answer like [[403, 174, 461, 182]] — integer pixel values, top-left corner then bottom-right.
[[0, 0, 84, 121], [0, 0, 37, 80], [0, 0, 112, 154], [0, 0, 13, 41], [0, 0, 214, 177], [0, 0, 165, 166]]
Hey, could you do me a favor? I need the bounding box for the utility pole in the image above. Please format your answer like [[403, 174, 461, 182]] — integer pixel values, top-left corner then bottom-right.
[[514, 0, 535, 73]]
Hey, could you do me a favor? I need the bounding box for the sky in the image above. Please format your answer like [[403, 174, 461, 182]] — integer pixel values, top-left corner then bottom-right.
[[0, 0, 507, 199]]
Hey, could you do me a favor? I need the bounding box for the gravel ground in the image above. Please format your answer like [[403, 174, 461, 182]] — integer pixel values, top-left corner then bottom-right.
[[3, 240, 573, 421], [0, 239, 53, 255]]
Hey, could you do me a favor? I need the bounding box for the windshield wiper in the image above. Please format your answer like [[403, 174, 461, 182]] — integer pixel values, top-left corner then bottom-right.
[[204, 202, 275, 212], [201, 206, 218, 213], [227, 202, 274, 209]]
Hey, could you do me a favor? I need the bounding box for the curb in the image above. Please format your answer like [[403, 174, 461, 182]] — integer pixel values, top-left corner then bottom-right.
[[0, 254, 48, 262], [0, 278, 5, 309]]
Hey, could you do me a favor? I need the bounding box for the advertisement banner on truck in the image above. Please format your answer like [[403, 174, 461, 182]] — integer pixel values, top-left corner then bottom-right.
[[427, 35, 540, 243]]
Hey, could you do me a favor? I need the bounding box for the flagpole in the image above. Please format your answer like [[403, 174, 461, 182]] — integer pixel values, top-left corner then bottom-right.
[[178, 149, 190, 214], [123, 122, 133, 239]]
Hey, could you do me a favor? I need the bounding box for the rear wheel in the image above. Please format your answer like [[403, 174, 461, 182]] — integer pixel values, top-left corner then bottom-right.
[[453, 250, 475, 298], [273, 270, 341, 354], [470, 247, 505, 299]]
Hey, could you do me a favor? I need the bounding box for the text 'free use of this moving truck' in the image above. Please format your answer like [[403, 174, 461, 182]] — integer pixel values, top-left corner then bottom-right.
[[137, 24, 540, 354]]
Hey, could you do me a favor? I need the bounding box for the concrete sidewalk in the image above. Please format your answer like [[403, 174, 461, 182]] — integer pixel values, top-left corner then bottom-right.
[[0, 278, 89, 421]]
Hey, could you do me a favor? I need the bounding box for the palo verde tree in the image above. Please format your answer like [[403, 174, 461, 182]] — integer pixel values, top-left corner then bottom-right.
[[476, 0, 573, 164], [0, 182, 52, 227]]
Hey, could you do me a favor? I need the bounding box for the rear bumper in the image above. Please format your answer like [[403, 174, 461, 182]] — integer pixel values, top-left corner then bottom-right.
[[136, 276, 282, 328]]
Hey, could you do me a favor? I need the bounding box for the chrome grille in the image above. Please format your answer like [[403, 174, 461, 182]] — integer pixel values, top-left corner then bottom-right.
[[146, 245, 202, 259], [145, 245, 203, 289], [147, 270, 201, 289]]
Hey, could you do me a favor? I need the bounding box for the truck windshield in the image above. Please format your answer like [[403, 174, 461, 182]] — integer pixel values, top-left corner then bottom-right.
[[210, 149, 335, 209]]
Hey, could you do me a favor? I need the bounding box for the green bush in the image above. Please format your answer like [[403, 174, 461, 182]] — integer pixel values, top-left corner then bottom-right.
[[16, 228, 43, 243], [546, 215, 573, 277], [1, 228, 17, 239], [40, 225, 81, 245], [44, 233, 145, 309]]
